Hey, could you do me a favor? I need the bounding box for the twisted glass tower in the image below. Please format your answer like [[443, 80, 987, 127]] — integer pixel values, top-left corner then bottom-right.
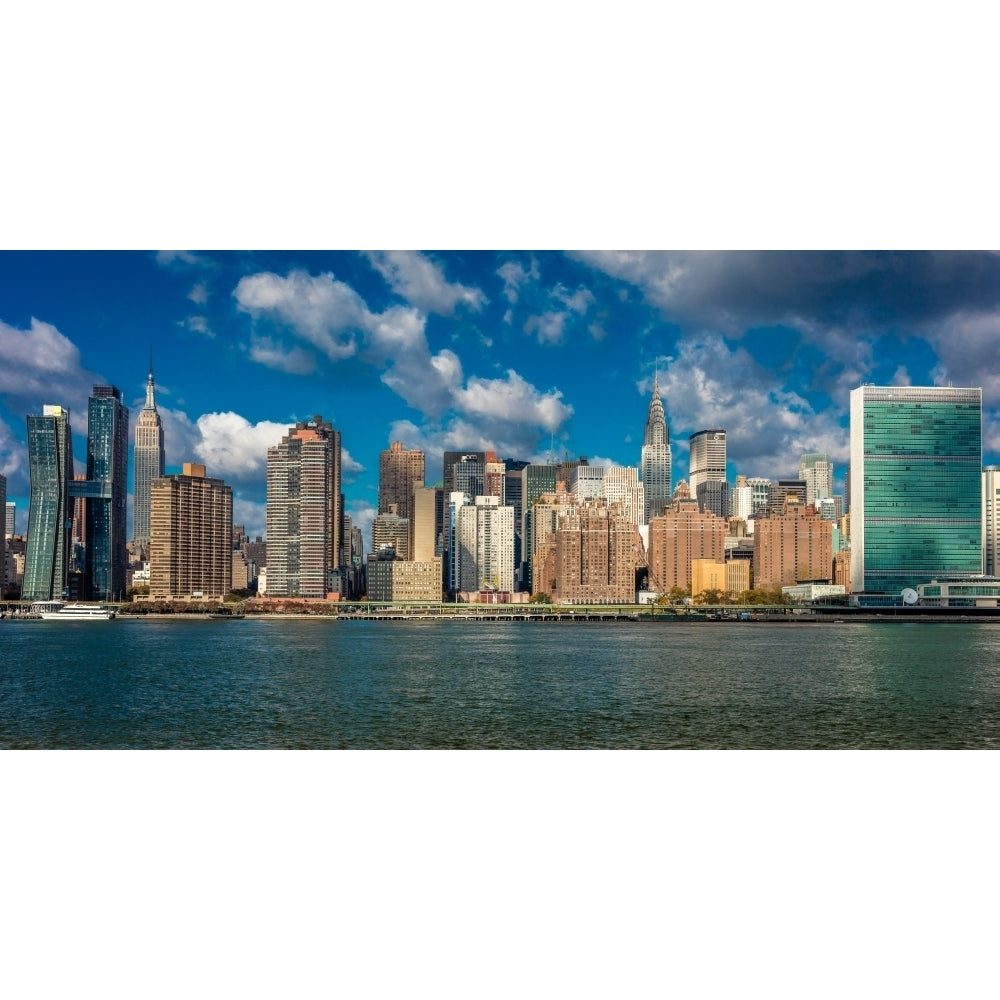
[[23, 405, 74, 601], [133, 359, 165, 553], [640, 376, 672, 522]]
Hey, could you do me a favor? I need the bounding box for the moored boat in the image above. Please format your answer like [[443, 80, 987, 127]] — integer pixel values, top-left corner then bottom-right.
[[33, 601, 116, 621]]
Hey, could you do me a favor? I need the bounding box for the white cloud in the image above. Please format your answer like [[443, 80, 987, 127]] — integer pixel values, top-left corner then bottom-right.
[[342, 447, 364, 480], [926, 311, 1000, 407], [233, 497, 268, 541], [185, 315, 214, 338], [249, 337, 317, 375], [524, 311, 568, 345], [192, 412, 291, 481], [656, 334, 849, 479], [0, 416, 24, 482], [234, 270, 364, 360], [453, 370, 573, 433], [188, 282, 209, 305], [365, 251, 486, 315], [553, 284, 595, 315], [155, 251, 210, 268], [0, 316, 101, 418], [497, 258, 539, 304]]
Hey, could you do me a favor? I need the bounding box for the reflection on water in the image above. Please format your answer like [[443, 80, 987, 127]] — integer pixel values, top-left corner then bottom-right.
[[2, 619, 999, 748]]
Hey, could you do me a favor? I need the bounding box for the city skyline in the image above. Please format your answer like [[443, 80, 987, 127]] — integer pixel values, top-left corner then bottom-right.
[[3, 251, 1000, 543]]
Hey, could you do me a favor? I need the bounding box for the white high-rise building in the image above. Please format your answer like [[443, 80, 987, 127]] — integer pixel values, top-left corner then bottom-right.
[[451, 494, 515, 594], [569, 465, 605, 502], [640, 376, 672, 522], [689, 429, 727, 495], [984, 467, 1000, 577], [602, 467, 644, 527], [798, 453, 834, 507], [133, 359, 165, 552]]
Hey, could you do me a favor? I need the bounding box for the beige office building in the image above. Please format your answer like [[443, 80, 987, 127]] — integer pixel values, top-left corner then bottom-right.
[[367, 555, 443, 602], [150, 463, 232, 600]]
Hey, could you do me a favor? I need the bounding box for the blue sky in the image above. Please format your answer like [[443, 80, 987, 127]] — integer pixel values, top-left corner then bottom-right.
[[3, 251, 1000, 544]]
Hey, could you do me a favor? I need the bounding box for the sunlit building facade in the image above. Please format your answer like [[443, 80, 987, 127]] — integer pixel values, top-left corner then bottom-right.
[[640, 376, 672, 522], [133, 360, 165, 552]]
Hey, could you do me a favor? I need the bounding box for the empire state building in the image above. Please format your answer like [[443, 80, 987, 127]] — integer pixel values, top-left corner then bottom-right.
[[133, 359, 165, 553], [640, 375, 672, 523]]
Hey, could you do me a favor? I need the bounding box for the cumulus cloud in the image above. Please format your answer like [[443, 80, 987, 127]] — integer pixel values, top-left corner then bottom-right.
[[155, 251, 211, 268], [234, 270, 364, 360], [0, 317, 102, 418], [188, 282, 209, 305], [235, 267, 574, 456], [233, 497, 268, 541], [193, 412, 291, 480], [185, 316, 214, 338], [364, 251, 486, 315], [654, 334, 849, 480], [346, 500, 377, 549], [341, 447, 364, 480], [0, 416, 24, 483], [453, 370, 572, 434], [553, 284, 595, 315]]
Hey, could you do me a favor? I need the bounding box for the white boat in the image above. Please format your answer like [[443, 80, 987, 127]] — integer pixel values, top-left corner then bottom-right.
[[33, 601, 116, 621]]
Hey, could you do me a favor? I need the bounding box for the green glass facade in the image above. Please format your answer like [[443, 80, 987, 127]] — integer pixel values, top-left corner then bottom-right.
[[74, 386, 129, 601], [23, 406, 74, 601], [850, 386, 982, 594]]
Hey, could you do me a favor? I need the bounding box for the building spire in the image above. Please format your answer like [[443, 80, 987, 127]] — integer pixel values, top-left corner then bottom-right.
[[144, 350, 157, 411]]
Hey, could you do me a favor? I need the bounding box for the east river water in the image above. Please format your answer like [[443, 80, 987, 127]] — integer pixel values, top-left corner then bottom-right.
[[2, 617, 999, 748]]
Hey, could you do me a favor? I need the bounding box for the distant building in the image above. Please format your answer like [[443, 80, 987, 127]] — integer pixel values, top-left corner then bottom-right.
[[850, 385, 983, 593], [689, 430, 727, 497], [753, 500, 833, 591], [767, 480, 807, 517], [569, 465, 605, 502], [378, 441, 424, 523], [150, 463, 232, 600], [647, 502, 727, 593], [553, 499, 637, 604], [602, 466, 644, 527], [133, 359, 165, 553], [798, 453, 834, 508], [367, 551, 443, 602], [984, 467, 1000, 577], [5, 498, 14, 539], [23, 404, 74, 601], [373, 505, 410, 560], [640, 376, 672, 522], [411, 485, 439, 563], [519, 464, 557, 591]]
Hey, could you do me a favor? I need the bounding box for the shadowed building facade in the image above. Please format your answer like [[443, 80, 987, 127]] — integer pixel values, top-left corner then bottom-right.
[[266, 416, 343, 599], [150, 463, 232, 600], [850, 385, 982, 594], [23, 405, 74, 601], [640, 376, 672, 522]]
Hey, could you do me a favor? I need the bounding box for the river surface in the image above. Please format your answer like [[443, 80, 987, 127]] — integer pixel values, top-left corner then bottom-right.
[[2, 618, 998, 748]]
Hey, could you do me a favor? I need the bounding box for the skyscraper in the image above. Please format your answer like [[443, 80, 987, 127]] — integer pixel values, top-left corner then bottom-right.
[[80, 385, 129, 601], [849, 385, 982, 594], [150, 463, 232, 600], [133, 358, 165, 552], [378, 441, 425, 523], [23, 405, 74, 601], [4, 497, 13, 539], [640, 376, 672, 522], [689, 429, 728, 515], [266, 415, 342, 598]]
